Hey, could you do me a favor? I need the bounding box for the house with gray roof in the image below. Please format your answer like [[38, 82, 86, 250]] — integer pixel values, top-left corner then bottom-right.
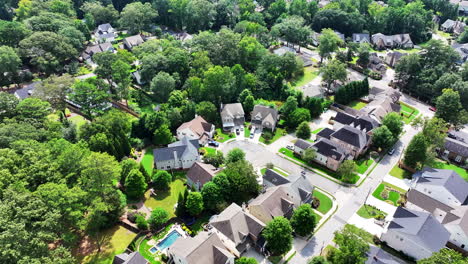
[[113, 252, 148, 264], [220, 103, 245, 132], [371, 33, 413, 50], [330, 126, 371, 158], [209, 203, 266, 254], [441, 19, 466, 35], [311, 138, 347, 171], [366, 245, 407, 264], [385, 51, 407, 68], [293, 138, 313, 156], [437, 130, 468, 167], [94, 23, 117, 43], [263, 169, 290, 188], [153, 136, 200, 170], [168, 231, 236, 264], [176, 115, 215, 146], [380, 207, 450, 260], [353, 33, 370, 44], [406, 168, 468, 251], [186, 162, 219, 191], [123, 35, 145, 50], [11, 81, 40, 100], [251, 105, 279, 132], [80, 43, 114, 65], [248, 174, 314, 224]]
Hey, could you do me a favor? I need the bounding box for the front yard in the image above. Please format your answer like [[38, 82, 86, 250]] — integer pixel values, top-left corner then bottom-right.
[[144, 172, 187, 218], [357, 205, 387, 219], [372, 182, 406, 206], [244, 122, 251, 138], [389, 164, 412, 179], [355, 158, 374, 174], [313, 189, 333, 214], [200, 146, 216, 155], [215, 128, 236, 142], [260, 127, 285, 144], [399, 102, 419, 124], [290, 66, 319, 88]]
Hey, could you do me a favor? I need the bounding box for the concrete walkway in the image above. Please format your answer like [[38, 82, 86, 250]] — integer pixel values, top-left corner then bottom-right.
[[366, 196, 397, 216], [348, 213, 385, 237], [383, 174, 411, 191]]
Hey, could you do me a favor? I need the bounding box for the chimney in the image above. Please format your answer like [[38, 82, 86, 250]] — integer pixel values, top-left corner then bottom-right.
[[173, 150, 178, 164]]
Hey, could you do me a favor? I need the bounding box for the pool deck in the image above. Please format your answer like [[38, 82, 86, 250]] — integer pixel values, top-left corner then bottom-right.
[[148, 225, 186, 255]]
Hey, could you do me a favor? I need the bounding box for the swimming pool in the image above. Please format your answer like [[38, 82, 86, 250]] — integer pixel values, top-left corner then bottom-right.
[[149, 230, 182, 254]]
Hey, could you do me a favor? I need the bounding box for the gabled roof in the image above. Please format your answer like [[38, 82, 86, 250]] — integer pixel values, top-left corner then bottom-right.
[[312, 138, 346, 161], [366, 245, 406, 264], [12, 81, 40, 100], [353, 33, 370, 43], [81, 43, 114, 60], [331, 126, 369, 149], [154, 137, 199, 162], [249, 186, 294, 220], [294, 138, 313, 150], [97, 23, 113, 33], [263, 169, 290, 186], [123, 35, 144, 49], [113, 252, 147, 264], [209, 203, 265, 247], [221, 103, 245, 119], [334, 112, 356, 126], [177, 116, 213, 138], [187, 162, 217, 186], [444, 137, 468, 157], [316, 128, 335, 140], [251, 105, 279, 124]]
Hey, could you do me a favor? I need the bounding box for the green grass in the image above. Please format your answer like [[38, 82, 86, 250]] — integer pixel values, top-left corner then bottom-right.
[[215, 128, 235, 142], [144, 173, 187, 218], [313, 189, 333, 214], [139, 238, 162, 264], [372, 182, 406, 206], [260, 167, 289, 177], [349, 100, 367, 110], [399, 102, 420, 124], [141, 148, 154, 175], [291, 66, 319, 88], [432, 160, 468, 181], [435, 30, 451, 38], [313, 211, 323, 223], [312, 127, 324, 134], [355, 158, 374, 174], [200, 147, 216, 155], [68, 114, 87, 130], [244, 123, 251, 138], [78, 225, 137, 264], [189, 212, 211, 235], [268, 256, 283, 264], [357, 205, 387, 219], [279, 147, 360, 184], [260, 128, 285, 144], [389, 164, 412, 179]]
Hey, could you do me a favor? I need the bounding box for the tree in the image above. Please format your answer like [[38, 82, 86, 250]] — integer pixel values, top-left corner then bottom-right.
[[81, 2, 119, 26], [372, 125, 395, 150], [70, 79, 110, 118], [0, 20, 31, 47], [150, 72, 175, 102], [337, 160, 356, 183], [382, 112, 403, 138], [135, 214, 148, 230], [419, 248, 468, 264], [304, 97, 323, 118], [0, 92, 19, 121], [223, 160, 259, 203], [0, 46, 21, 80], [186, 192, 204, 216], [152, 171, 172, 190], [33, 74, 74, 112], [356, 43, 370, 67], [243, 95, 255, 114], [227, 148, 245, 163], [308, 256, 329, 264], [296, 121, 311, 139], [329, 225, 369, 264], [204, 151, 225, 167], [120, 159, 139, 183], [271, 16, 311, 49], [320, 59, 347, 93], [153, 124, 173, 145], [318, 28, 342, 63], [201, 182, 223, 211], [263, 216, 293, 256], [236, 257, 258, 264], [148, 207, 169, 229], [111, 59, 132, 101], [436, 89, 465, 125], [80, 152, 121, 200], [290, 204, 316, 236], [281, 96, 298, 118], [119, 2, 158, 34], [288, 108, 311, 128], [302, 148, 317, 165], [15, 97, 51, 126], [403, 132, 429, 169], [196, 101, 218, 124], [124, 169, 147, 200], [185, 0, 217, 32]]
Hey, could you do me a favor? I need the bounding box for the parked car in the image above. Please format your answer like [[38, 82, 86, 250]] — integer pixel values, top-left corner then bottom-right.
[[240, 127, 244, 131], [250, 128, 255, 139], [236, 129, 240, 135], [286, 145, 294, 150], [208, 140, 219, 147], [429, 106, 436, 112], [388, 148, 395, 155]]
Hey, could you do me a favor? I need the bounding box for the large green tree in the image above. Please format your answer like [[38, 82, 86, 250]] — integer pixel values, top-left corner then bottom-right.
[[419, 248, 468, 264], [318, 28, 342, 63], [382, 112, 403, 138], [372, 125, 395, 150], [33, 74, 74, 112], [329, 225, 370, 264], [263, 216, 293, 256], [0, 46, 21, 81], [290, 204, 316, 236], [403, 132, 429, 169], [124, 169, 147, 200], [186, 191, 204, 216], [118, 2, 158, 34]]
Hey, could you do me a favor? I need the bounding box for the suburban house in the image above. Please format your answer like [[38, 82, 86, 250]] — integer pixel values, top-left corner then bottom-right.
[[293, 138, 313, 156], [452, 43, 468, 64], [273, 46, 313, 67], [220, 103, 245, 132], [437, 130, 468, 167], [153, 137, 200, 170], [186, 162, 218, 191], [368, 53, 387, 73], [441, 19, 466, 35], [94, 23, 116, 43], [80, 43, 114, 65], [248, 175, 314, 224], [113, 252, 148, 264], [406, 168, 468, 250], [311, 138, 348, 171], [176, 116, 215, 146], [329, 126, 371, 158], [123, 35, 145, 50], [385, 51, 407, 68], [380, 207, 450, 260], [353, 33, 371, 44], [371, 33, 414, 50], [360, 89, 401, 123], [251, 105, 279, 132], [262, 169, 290, 188], [168, 231, 236, 264], [11, 81, 40, 100], [209, 203, 266, 254], [332, 112, 379, 133]]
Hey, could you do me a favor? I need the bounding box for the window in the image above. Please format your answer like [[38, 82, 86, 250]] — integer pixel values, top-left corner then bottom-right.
[[455, 155, 462, 162]]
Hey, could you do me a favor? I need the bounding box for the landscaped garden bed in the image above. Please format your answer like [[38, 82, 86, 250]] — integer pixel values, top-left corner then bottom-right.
[[215, 128, 235, 142], [260, 128, 285, 144], [312, 189, 333, 214], [357, 205, 387, 219], [372, 182, 406, 206], [399, 102, 419, 124]]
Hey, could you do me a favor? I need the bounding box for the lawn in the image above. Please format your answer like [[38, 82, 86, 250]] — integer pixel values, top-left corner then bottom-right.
[[357, 205, 387, 219], [141, 148, 154, 175], [432, 160, 468, 181], [78, 225, 137, 264], [200, 146, 216, 155], [144, 173, 187, 218], [69, 114, 87, 130], [313, 189, 333, 214], [260, 167, 289, 177], [279, 147, 360, 184], [348, 100, 367, 110], [260, 128, 285, 144], [291, 66, 319, 88], [372, 182, 406, 206], [312, 127, 324, 134], [215, 128, 235, 142], [313, 211, 322, 223], [189, 212, 212, 235], [355, 158, 374, 174], [389, 164, 412, 179], [399, 102, 419, 124], [244, 122, 251, 138]]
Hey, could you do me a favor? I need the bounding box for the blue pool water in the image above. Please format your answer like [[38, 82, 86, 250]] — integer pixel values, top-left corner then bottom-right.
[[149, 246, 158, 254], [156, 230, 182, 250]]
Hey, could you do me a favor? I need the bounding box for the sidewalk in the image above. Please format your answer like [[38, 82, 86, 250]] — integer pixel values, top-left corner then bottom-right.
[[366, 196, 397, 215], [348, 213, 384, 237], [383, 174, 411, 191]]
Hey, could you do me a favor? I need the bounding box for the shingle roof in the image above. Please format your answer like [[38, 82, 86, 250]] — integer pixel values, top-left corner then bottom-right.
[[251, 105, 279, 125], [334, 112, 356, 125], [366, 245, 407, 264], [444, 137, 468, 157], [177, 116, 213, 139], [414, 167, 468, 204], [221, 103, 245, 118], [353, 33, 370, 43], [331, 126, 369, 149], [154, 137, 199, 162], [316, 128, 335, 139], [186, 162, 217, 187], [263, 169, 290, 186], [81, 43, 113, 60], [97, 23, 113, 33], [312, 138, 346, 161], [294, 138, 313, 150], [123, 35, 144, 49], [113, 252, 147, 264], [12, 82, 40, 100]]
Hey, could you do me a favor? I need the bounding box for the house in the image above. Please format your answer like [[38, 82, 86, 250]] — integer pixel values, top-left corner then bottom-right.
[[186, 162, 218, 191], [368, 53, 387, 73], [437, 130, 468, 166], [371, 33, 413, 50], [94, 23, 117, 43], [113, 252, 148, 264], [311, 138, 347, 171], [209, 203, 266, 254], [220, 103, 245, 132], [176, 116, 215, 146], [248, 175, 314, 224], [359, 89, 401, 123], [168, 231, 236, 264], [11, 81, 40, 100], [153, 137, 200, 170], [385, 51, 407, 68], [365, 245, 407, 264], [353, 33, 371, 44], [380, 207, 450, 260], [273, 46, 313, 67], [80, 43, 114, 65], [406, 168, 468, 250], [335, 31, 345, 41], [332, 112, 379, 132], [293, 138, 313, 156], [452, 43, 468, 63], [123, 35, 145, 50], [251, 105, 279, 132], [441, 19, 466, 35], [329, 126, 371, 158], [263, 169, 290, 188]]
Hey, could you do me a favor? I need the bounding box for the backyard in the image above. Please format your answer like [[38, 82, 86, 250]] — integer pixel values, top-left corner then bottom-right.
[[312, 189, 333, 214], [355, 158, 374, 174], [372, 182, 406, 206], [141, 148, 154, 175], [357, 205, 387, 219], [290, 66, 319, 88], [348, 100, 367, 110], [215, 128, 236, 142], [144, 172, 187, 218], [200, 146, 216, 155], [260, 128, 285, 144], [137, 224, 173, 264], [399, 102, 419, 124], [389, 164, 412, 179]]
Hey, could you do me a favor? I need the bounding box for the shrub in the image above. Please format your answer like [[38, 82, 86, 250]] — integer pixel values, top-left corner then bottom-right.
[[266, 162, 274, 169], [381, 189, 389, 199], [136, 214, 148, 230], [148, 207, 169, 229], [127, 210, 137, 223], [312, 197, 321, 209], [152, 170, 172, 190]]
